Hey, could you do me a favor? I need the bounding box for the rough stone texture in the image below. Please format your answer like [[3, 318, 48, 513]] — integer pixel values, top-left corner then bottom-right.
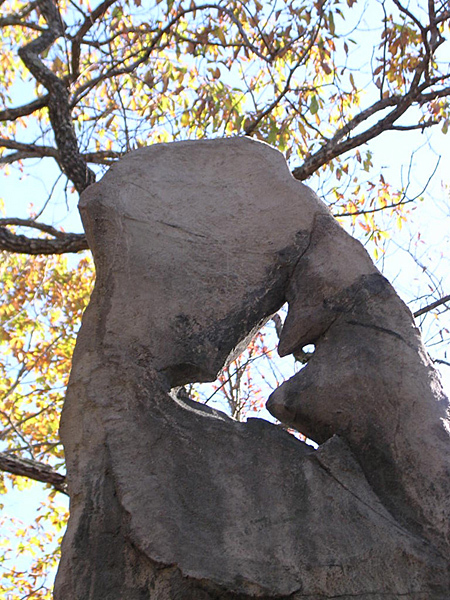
[[54, 137, 450, 600]]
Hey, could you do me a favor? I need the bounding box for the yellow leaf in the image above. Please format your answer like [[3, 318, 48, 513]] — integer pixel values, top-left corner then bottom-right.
[[180, 111, 190, 126]]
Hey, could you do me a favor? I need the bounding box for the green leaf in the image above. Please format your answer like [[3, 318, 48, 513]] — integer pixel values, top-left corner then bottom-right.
[[329, 12, 335, 36]]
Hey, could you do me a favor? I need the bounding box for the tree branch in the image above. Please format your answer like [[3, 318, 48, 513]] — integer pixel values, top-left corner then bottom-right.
[[388, 119, 439, 131], [0, 138, 59, 161], [391, 0, 426, 34], [70, 2, 274, 105], [434, 358, 450, 367], [17, 0, 95, 193], [0, 218, 68, 238], [0, 96, 49, 121], [0, 139, 121, 165], [0, 227, 88, 254], [0, 15, 45, 30], [70, 0, 117, 78], [414, 294, 450, 318], [326, 96, 409, 147], [0, 451, 68, 495], [1, 150, 48, 164], [84, 149, 122, 163], [418, 85, 450, 103], [292, 94, 417, 180], [290, 0, 450, 181], [244, 18, 322, 135], [291, 79, 442, 180]]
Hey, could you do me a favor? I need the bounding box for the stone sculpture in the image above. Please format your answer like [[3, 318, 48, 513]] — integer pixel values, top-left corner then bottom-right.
[[54, 137, 450, 599]]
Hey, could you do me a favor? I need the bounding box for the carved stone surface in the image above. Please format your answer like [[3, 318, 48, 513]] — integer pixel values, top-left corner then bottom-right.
[[54, 137, 450, 600]]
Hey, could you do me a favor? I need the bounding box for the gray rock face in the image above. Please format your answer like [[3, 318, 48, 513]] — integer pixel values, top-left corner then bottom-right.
[[54, 137, 450, 600]]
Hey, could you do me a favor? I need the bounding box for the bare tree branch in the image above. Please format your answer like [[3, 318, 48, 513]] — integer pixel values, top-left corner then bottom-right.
[[17, 0, 95, 193], [0, 138, 59, 160], [0, 15, 45, 30], [0, 218, 69, 238], [70, 0, 117, 78], [84, 149, 123, 163], [0, 451, 67, 495], [321, 96, 401, 147], [414, 295, 450, 318], [418, 84, 450, 103], [388, 119, 439, 131], [434, 358, 450, 367], [0, 96, 49, 121], [0, 138, 121, 165], [0, 227, 88, 254], [335, 197, 417, 218], [391, 0, 426, 34], [1, 150, 51, 164]]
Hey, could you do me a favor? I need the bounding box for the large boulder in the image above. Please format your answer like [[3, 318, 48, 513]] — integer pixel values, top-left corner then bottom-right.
[[54, 137, 450, 600]]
